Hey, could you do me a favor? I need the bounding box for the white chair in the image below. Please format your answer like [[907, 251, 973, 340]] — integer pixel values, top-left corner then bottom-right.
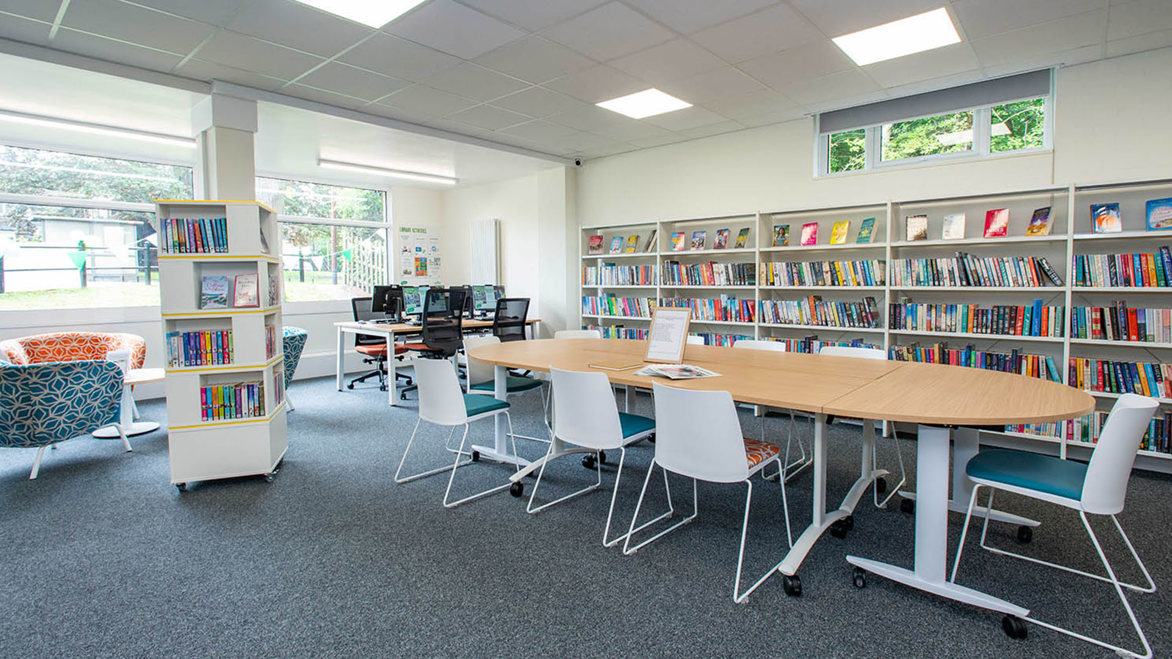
[[949, 394, 1158, 657], [464, 334, 548, 443], [623, 382, 792, 603], [555, 329, 602, 340], [733, 339, 807, 481], [527, 367, 656, 547], [395, 358, 519, 509], [819, 345, 905, 507]]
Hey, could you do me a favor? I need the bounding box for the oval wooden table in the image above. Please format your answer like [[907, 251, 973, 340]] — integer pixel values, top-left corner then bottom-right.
[[468, 338, 1094, 616]]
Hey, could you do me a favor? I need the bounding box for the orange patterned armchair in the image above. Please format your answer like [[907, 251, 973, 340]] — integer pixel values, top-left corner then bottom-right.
[[0, 332, 147, 368]]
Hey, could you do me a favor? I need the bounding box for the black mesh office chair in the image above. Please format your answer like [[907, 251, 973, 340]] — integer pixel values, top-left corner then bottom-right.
[[399, 287, 467, 400], [347, 297, 411, 391], [492, 298, 530, 343]]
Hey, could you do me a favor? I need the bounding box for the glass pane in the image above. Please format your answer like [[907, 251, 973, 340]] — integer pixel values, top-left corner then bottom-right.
[[881, 110, 974, 162], [827, 129, 865, 173], [280, 223, 387, 302], [257, 177, 385, 223], [990, 97, 1045, 153], [0, 144, 192, 203], [0, 203, 160, 309]]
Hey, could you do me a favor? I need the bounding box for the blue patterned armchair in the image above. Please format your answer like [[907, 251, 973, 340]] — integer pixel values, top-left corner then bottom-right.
[[282, 327, 308, 411], [0, 361, 129, 479]]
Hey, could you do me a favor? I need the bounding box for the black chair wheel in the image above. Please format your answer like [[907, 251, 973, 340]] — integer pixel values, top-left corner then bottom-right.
[[509, 482, 524, 498], [175, 482, 187, 493], [581, 455, 596, 469], [471, 450, 480, 462], [400, 392, 408, 400], [830, 519, 850, 539], [379, 385, 387, 391], [598, 450, 607, 465], [1002, 615, 1028, 640], [1016, 525, 1033, 544], [647, 434, 655, 444], [783, 574, 802, 597], [843, 515, 854, 530], [900, 498, 915, 514], [347, 383, 355, 390], [875, 476, 887, 494], [852, 567, 866, 589]]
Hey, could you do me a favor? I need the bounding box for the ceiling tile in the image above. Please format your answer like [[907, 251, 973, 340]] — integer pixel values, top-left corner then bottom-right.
[[296, 62, 409, 102], [542, 2, 675, 61], [384, 0, 525, 60], [541, 130, 622, 153], [691, 4, 824, 63], [789, 0, 942, 38], [783, 69, 882, 108], [226, 0, 372, 58], [496, 119, 579, 142], [862, 42, 981, 89], [542, 64, 646, 103], [0, 0, 63, 22], [698, 88, 800, 120], [658, 66, 768, 104], [1106, 0, 1172, 40], [337, 33, 460, 83], [979, 44, 1103, 78], [1107, 27, 1172, 58], [376, 85, 479, 117], [628, 132, 684, 149], [881, 70, 988, 100], [953, 0, 1103, 40], [579, 141, 638, 158], [475, 36, 595, 85], [446, 104, 532, 130], [643, 106, 728, 131], [0, 12, 50, 44], [970, 9, 1106, 69], [285, 83, 370, 110], [51, 27, 184, 72], [458, 0, 607, 32], [196, 30, 324, 80], [588, 118, 674, 143], [738, 107, 806, 127], [425, 62, 531, 102], [623, 0, 778, 34], [61, 0, 215, 54], [491, 87, 590, 117], [125, 0, 249, 25], [176, 58, 288, 90], [608, 38, 726, 86], [680, 120, 746, 139], [545, 102, 634, 132], [738, 40, 855, 91]]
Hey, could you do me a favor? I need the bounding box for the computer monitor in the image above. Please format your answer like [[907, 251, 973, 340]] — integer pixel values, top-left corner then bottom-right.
[[457, 285, 474, 315], [473, 285, 494, 312], [370, 285, 403, 321], [402, 286, 423, 315], [493, 285, 505, 302], [423, 286, 449, 316]]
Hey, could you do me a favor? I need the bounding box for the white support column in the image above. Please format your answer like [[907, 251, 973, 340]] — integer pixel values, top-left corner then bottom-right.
[[191, 93, 258, 200]]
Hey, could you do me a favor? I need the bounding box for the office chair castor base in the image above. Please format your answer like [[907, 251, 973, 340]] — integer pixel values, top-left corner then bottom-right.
[[509, 482, 524, 497], [783, 575, 802, 597], [1002, 615, 1027, 640], [852, 567, 866, 589], [875, 476, 887, 494], [900, 498, 915, 514], [1016, 525, 1033, 544]]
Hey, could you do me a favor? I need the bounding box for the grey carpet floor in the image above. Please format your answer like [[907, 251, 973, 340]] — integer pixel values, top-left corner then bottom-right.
[[1, 375, 1170, 658]]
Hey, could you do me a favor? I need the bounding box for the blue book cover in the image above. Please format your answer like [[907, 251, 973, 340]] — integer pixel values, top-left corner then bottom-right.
[[1146, 197, 1172, 231]]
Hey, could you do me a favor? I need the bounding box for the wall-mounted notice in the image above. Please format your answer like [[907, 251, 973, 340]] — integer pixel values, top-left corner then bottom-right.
[[644, 307, 691, 364], [398, 226, 441, 284]]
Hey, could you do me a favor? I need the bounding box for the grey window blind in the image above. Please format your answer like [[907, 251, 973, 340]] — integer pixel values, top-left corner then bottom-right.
[[819, 69, 1051, 134]]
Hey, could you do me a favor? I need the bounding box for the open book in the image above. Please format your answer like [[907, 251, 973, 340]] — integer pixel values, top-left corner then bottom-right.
[[633, 364, 720, 380]]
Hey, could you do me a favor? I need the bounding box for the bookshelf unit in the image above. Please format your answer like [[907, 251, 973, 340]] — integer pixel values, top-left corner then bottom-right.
[[157, 200, 287, 491], [578, 178, 1172, 469]]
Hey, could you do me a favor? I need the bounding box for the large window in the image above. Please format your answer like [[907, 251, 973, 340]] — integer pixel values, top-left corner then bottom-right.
[[0, 145, 192, 309], [256, 177, 389, 302]]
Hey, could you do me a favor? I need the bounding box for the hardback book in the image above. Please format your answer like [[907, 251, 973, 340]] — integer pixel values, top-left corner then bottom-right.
[[690, 230, 706, 250], [734, 227, 751, 249], [670, 231, 686, 251], [942, 213, 966, 240], [200, 275, 230, 309], [1025, 206, 1052, 236], [233, 273, 259, 307], [623, 235, 639, 253], [258, 225, 269, 253], [587, 235, 604, 255], [1091, 203, 1122, 233], [856, 217, 876, 243], [800, 222, 818, 246], [983, 208, 1010, 238], [773, 224, 790, 247], [1146, 198, 1172, 230], [609, 236, 624, 253], [905, 214, 928, 242], [713, 228, 730, 249], [830, 220, 850, 245], [642, 229, 658, 252]]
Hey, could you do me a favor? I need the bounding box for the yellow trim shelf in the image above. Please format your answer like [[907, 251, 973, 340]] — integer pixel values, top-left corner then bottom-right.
[[162, 305, 281, 319], [165, 354, 283, 374], [159, 253, 279, 263], [169, 402, 287, 431], [155, 198, 277, 214]]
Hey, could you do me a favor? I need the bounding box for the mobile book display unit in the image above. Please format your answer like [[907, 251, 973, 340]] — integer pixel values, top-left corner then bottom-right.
[[156, 200, 287, 492], [579, 177, 1172, 471]]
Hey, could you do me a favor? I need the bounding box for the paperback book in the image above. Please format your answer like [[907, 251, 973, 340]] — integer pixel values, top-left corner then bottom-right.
[[905, 214, 928, 242], [670, 231, 686, 251], [690, 230, 706, 250], [200, 275, 230, 309], [623, 235, 639, 253], [734, 227, 751, 249], [1091, 203, 1122, 233], [609, 236, 623, 253], [642, 230, 658, 252], [856, 217, 876, 243], [983, 208, 1009, 238], [1025, 206, 1052, 236], [233, 273, 259, 307], [773, 224, 790, 247], [587, 235, 604, 255], [830, 220, 850, 245], [942, 213, 966, 240], [714, 228, 730, 249], [800, 222, 818, 246], [1146, 198, 1172, 231]]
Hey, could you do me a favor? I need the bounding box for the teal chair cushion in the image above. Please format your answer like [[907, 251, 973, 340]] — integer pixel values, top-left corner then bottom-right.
[[966, 448, 1086, 501], [0, 361, 122, 448], [463, 393, 509, 417], [282, 327, 308, 388], [469, 375, 543, 394], [619, 412, 655, 439]]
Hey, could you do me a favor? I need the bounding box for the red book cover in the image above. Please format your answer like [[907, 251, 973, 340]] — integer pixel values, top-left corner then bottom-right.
[[1015, 306, 1024, 335], [1129, 309, 1139, 341], [983, 208, 1009, 238]]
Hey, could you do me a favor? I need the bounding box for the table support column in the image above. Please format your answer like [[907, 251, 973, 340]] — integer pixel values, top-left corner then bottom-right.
[[335, 327, 345, 391]]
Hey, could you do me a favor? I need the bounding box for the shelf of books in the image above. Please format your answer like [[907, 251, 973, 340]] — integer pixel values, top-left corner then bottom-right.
[[156, 200, 287, 490], [578, 179, 1172, 468]]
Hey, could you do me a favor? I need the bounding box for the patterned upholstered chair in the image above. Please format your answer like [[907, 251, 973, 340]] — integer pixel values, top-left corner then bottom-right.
[[0, 361, 129, 479], [0, 332, 147, 368], [282, 327, 308, 411]]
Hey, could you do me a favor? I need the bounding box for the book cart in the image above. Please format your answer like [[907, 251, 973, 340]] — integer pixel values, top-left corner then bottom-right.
[[156, 200, 287, 492], [579, 177, 1172, 472]]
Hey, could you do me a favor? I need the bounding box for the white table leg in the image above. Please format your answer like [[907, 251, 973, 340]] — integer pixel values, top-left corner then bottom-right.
[[93, 384, 158, 437], [471, 363, 530, 468], [847, 424, 1029, 616], [385, 330, 398, 407], [335, 327, 345, 391]]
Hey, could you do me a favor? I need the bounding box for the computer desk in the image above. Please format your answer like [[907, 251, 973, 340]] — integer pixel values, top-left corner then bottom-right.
[[466, 337, 1094, 612], [334, 317, 541, 406]]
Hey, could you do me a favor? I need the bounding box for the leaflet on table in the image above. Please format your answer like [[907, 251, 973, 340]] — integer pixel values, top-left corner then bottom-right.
[[633, 364, 721, 380]]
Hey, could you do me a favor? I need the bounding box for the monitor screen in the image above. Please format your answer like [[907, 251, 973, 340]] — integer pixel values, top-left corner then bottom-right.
[[424, 287, 448, 314], [370, 285, 391, 315], [402, 286, 422, 315], [473, 285, 494, 311], [493, 285, 505, 301]]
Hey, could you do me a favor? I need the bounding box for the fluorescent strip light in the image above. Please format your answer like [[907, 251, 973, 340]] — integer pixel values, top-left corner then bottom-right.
[[292, 0, 427, 28], [596, 89, 691, 119], [318, 159, 458, 185], [833, 8, 961, 66], [0, 109, 196, 148]]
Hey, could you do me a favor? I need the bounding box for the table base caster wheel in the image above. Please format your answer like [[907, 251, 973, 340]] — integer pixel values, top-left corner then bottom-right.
[[783, 574, 802, 597], [900, 498, 915, 514], [509, 482, 524, 498], [875, 476, 887, 494], [647, 435, 655, 444], [598, 450, 606, 465], [175, 482, 187, 493], [379, 385, 387, 392], [264, 473, 276, 483], [471, 450, 480, 462], [582, 454, 596, 469], [400, 392, 408, 401], [1016, 525, 1033, 544], [1002, 615, 1027, 640], [852, 567, 866, 589], [843, 515, 854, 530], [830, 518, 851, 538]]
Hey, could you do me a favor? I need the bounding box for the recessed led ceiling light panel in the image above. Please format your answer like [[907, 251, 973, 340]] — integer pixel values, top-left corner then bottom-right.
[[833, 8, 961, 66], [293, 0, 428, 28], [596, 89, 692, 119]]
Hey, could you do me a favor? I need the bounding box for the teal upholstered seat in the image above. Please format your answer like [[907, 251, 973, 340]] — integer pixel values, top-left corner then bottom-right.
[[618, 412, 655, 439], [469, 375, 543, 394], [463, 393, 509, 417], [965, 448, 1086, 501]]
